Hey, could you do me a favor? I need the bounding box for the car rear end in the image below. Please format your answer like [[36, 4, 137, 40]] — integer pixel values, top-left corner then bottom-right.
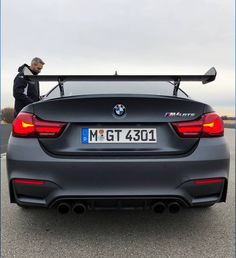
[[7, 80, 230, 214]]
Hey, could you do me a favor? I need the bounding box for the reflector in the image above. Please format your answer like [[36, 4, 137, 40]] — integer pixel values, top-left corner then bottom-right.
[[13, 179, 45, 185], [193, 179, 224, 185]]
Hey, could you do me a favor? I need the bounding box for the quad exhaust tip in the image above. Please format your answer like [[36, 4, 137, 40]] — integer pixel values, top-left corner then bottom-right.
[[72, 203, 86, 214], [57, 202, 71, 214], [152, 202, 166, 213], [168, 202, 181, 213]]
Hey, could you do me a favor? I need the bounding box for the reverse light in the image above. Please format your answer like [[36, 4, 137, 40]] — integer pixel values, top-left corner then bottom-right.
[[172, 112, 224, 138], [193, 179, 225, 185], [12, 112, 66, 138], [13, 179, 45, 185]]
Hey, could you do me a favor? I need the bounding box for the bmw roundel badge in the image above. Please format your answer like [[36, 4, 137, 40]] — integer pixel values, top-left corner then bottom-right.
[[113, 104, 126, 117]]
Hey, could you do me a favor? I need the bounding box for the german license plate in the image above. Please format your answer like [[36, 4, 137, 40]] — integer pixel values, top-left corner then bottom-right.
[[81, 128, 157, 144]]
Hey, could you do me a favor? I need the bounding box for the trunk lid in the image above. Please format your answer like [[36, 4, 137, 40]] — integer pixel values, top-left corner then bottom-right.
[[32, 94, 206, 156]]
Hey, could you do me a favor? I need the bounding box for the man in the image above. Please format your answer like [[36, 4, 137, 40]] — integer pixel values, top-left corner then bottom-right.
[[13, 57, 45, 117]]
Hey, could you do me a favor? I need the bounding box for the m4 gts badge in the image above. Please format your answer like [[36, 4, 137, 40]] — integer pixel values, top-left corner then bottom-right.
[[164, 112, 196, 118]]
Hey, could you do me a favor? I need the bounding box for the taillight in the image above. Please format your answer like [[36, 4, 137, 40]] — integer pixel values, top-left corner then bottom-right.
[[12, 113, 35, 137], [201, 113, 224, 137], [34, 117, 66, 138], [172, 119, 203, 137], [172, 112, 224, 138], [12, 112, 66, 138]]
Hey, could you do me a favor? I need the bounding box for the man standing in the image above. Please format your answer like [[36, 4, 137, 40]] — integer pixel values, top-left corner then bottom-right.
[[13, 57, 45, 117]]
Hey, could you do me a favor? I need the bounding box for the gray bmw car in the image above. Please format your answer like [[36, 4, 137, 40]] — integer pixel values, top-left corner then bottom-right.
[[7, 68, 230, 214]]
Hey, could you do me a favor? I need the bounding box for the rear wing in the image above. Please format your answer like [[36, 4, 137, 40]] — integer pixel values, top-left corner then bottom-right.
[[24, 67, 217, 97]]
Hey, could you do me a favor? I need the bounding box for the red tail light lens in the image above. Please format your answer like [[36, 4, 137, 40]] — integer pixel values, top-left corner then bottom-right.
[[201, 113, 224, 137], [12, 112, 66, 138], [172, 119, 203, 137], [34, 117, 66, 138], [172, 113, 224, 138], [12, 113, 35, 137]]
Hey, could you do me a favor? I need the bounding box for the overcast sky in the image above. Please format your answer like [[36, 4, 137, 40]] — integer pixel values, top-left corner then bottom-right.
[[2, 0, 235, 115]]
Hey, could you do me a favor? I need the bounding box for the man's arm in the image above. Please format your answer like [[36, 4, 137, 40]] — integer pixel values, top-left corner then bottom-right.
[[13, 76, 34, 104]]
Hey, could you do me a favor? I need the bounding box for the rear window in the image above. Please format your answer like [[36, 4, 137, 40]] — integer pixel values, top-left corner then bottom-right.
[[45, 81, 188, 99]]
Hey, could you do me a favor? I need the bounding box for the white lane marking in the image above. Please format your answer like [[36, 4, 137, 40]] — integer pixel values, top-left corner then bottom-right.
[[1, 153, 6, 159]]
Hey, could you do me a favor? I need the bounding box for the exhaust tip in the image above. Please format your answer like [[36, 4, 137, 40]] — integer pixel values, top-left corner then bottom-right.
[[72, 203, 86, 214], [168, 202, 181, 214], [152, 202, 166, 213], [57, 202, 70, 214]]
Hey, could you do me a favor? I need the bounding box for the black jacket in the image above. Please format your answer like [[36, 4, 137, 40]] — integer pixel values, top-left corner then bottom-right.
[[13, 64, 40, 117]]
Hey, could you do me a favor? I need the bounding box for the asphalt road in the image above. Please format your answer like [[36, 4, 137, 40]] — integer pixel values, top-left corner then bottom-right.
[[1, 129, 235, 258], [0, 124, 11, 154]]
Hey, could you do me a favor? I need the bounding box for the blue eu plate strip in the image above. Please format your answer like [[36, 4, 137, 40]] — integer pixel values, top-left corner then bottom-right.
[[82, 128, 88, 144]]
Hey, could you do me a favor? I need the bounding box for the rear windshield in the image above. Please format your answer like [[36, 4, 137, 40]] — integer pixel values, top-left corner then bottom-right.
[[45, 81, 188, 99]]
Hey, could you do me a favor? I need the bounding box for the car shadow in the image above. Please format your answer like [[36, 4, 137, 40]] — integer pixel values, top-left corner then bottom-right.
[[13, 206, 220, 241]]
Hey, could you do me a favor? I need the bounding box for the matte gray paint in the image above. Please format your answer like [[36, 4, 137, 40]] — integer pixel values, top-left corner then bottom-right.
[[7, 135, 229, 207], [8, 94, 230, 209]]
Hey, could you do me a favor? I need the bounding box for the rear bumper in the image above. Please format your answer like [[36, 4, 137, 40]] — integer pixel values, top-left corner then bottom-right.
[[7, 136, 230, 208]]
